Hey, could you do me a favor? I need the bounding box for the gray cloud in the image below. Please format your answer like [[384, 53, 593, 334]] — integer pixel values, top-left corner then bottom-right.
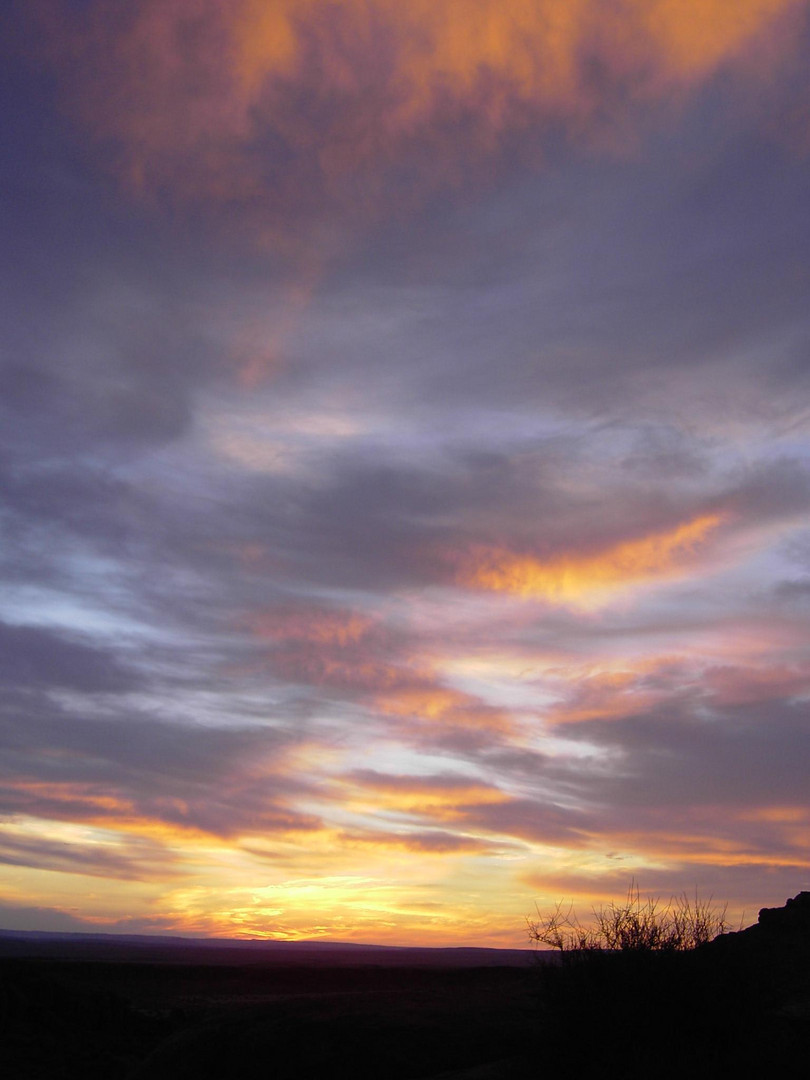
[[0, 831, 181, 882], [0, 693, 321, 841], [565, 700, 810, 810], [0, 902, 99, 934], [0, 621, 139, 693]]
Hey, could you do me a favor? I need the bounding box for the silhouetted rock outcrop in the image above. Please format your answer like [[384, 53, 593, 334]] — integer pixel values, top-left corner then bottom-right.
[[752, 890, 810, 947], [708, 890, 810, 968]]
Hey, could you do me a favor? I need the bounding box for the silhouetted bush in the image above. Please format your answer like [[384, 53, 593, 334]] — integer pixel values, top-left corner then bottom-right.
[[528, 881, 728, 953]]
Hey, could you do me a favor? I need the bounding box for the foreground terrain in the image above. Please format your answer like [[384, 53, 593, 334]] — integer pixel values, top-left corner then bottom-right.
[[0, 940, 539, 1079], [2, 893, 809, 1078]]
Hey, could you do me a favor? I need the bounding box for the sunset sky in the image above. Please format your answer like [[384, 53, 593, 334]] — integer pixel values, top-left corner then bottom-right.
[[2, 0, 810, 946]]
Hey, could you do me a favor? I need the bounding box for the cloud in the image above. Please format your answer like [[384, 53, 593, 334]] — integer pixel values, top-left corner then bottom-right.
[[509, 690, 810, 892], [0, 621, 140, 693], [0, 829, 182, 882], [456, 512, 726, 606], [0, 901, 100, 933], [334, 828, 512, 855], [248, 606, 377, 647], [565, 698, 810, 808], [343, 769, 590, 847], [30, 0, 805, 241], [522, 863, 810, 920], [242, 598, 518, 747], [344, 768, 511, 812], [0, 698, 322, 844]]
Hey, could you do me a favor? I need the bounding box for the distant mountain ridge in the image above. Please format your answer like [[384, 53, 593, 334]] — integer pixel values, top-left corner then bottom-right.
[[0, 927, 535, 967]]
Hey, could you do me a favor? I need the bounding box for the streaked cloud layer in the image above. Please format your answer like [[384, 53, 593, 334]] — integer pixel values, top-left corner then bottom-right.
[[1, 1, 809, 943]]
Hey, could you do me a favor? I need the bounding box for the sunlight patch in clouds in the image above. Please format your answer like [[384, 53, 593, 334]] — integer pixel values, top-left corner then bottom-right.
[[204, 403, 363, 474], [458, 513, 726, 606]]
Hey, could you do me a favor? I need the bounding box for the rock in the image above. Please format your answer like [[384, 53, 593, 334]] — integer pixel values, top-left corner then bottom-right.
[[757, 891, 810, 932]]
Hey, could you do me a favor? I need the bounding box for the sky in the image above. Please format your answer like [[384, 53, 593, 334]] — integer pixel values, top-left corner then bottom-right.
[[1, 0, 810, 946]]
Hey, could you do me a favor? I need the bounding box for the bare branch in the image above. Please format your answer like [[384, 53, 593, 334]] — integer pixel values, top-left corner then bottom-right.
[[529, 881, 728, 954]]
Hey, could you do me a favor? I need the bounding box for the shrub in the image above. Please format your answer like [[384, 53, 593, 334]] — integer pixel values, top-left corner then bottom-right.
[[525, 884, 745, 1074], [528, 881, 728, 954]]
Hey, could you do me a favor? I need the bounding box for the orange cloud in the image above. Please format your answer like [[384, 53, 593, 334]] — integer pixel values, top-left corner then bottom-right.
[[244, 604, 516, 736], [40, 0, 803, 232], [376, 686, 517, 738], [248, 606, 375, 647], [2, 780, 129, 817], [246, 604, 407, 692], [458, 512, 725, 606], [702, 661, 810, 706], [738, 805, 810, 824], [343, 770, 511, 819], [0, 777, 319, 848], [627, 0, 801, 80], [541, 650, 810, 725]]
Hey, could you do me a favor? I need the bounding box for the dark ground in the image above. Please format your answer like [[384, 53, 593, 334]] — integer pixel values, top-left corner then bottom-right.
[[2, 894, 809, 1079], [0, 952, 540, 1080]]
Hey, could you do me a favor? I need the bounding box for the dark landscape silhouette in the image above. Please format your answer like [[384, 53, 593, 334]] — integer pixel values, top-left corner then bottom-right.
[[2, 891, 809, 1079]]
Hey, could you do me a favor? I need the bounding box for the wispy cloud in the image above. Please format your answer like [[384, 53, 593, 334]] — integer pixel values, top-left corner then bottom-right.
[[457, 512, 726, 606]]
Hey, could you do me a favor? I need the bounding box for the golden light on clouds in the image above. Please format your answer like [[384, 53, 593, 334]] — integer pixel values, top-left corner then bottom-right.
[[46, 0, 802, 225], [460, 512, 726, 605], [237, 0, 799, 107], [192, 0, 803, 120], [630, 0, 798, 77], [342, 774, 511, 818]]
